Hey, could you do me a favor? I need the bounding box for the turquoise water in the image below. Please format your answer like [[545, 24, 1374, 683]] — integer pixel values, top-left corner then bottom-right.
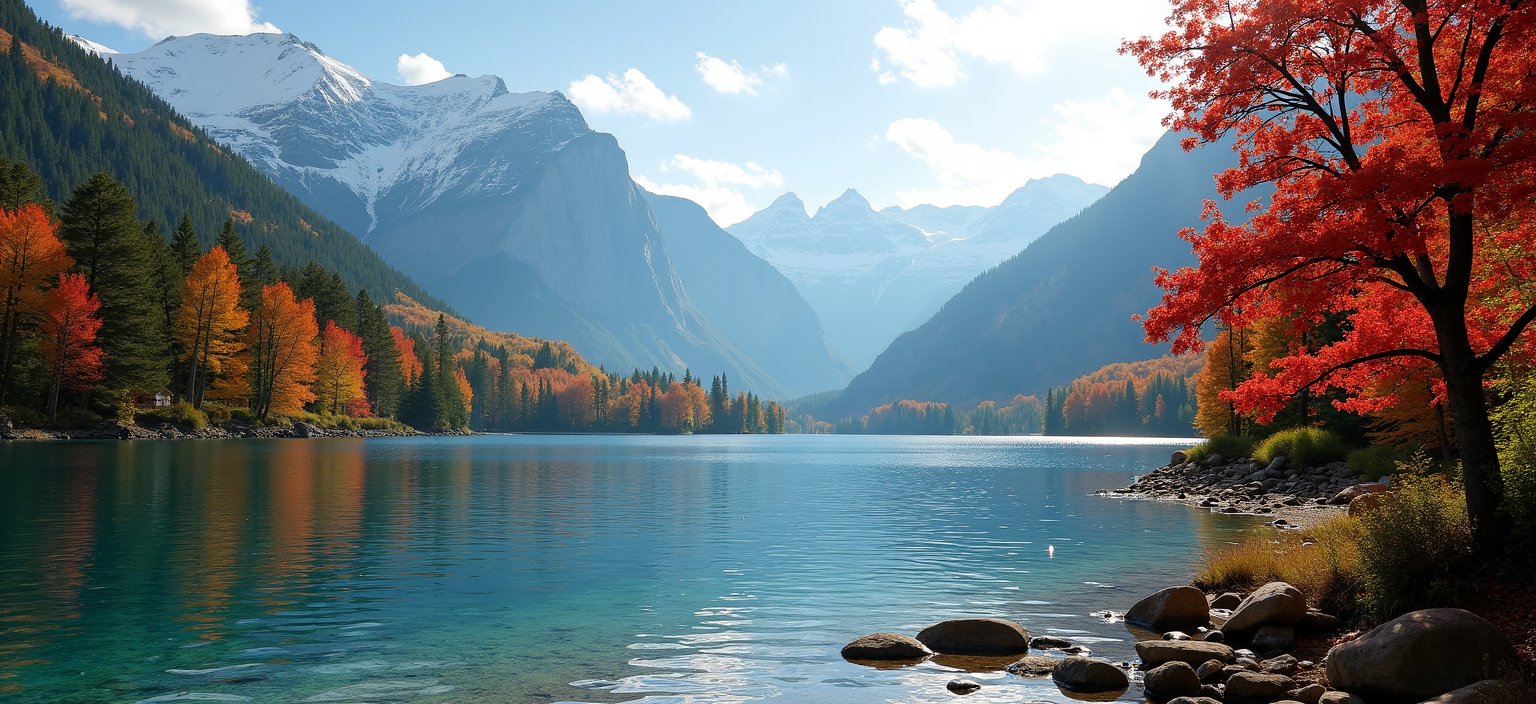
[[0, 435, 1256, 703]]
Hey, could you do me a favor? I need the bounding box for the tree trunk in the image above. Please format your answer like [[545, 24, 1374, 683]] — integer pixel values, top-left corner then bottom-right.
[[1437, 332, 1507, 554]]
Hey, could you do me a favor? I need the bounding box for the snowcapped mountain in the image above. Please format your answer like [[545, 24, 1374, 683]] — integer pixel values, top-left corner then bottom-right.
[[729, 175, 1108, 369], [110, 32, 847, 397], [66, 34, 116, 56]]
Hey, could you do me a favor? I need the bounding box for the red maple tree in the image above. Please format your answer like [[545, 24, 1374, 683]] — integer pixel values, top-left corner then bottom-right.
[[40, 272, 104, 420], [1125, 0, 1536, 548]]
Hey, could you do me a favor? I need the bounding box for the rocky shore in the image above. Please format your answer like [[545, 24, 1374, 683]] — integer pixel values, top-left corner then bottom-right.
[[1097, 451, 1396, 528], [841, 583, 1521, 703], [0, 418, 432, 441]]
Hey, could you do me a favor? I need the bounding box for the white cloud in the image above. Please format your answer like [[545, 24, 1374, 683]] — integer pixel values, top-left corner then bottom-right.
[[568, 69, 691, 122], [694, 52, 787, 95], [637, 155, 784, 226], [59, 0, 280, 38], [885, 89, 1166, 206], [396, 52, 451, 86], [872, 0, 1167, 87]]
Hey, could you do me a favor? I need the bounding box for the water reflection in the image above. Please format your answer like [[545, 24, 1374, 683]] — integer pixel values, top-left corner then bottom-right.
[[0, 435, 1256, 703]]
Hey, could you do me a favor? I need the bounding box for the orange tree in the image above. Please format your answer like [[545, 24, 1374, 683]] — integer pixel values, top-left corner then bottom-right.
[[1126, 0, 1536, 550]]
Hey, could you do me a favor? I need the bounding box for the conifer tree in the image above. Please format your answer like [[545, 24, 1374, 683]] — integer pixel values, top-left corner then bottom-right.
[[355, 289, 405, 417], [58, 173, 170, 393], [170, 213, 199, 275]]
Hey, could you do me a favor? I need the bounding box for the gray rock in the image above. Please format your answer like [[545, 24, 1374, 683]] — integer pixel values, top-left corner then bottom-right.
[[1297, 610, 1343, 634], [1418, 679, 1507, 704], [1237, 656, 1261, 671], [1127, 586, 1211, 631], [1196, 658, 1227, 682], [1167, 698, 1224, 704], [1287, 683, 1326, 704], [1029, 635, 1073, 650], [946, 679, 981, 695], [1164, 630, 1192, 641], [1253, 624, 1296, 653], [1225, 671, 1297, 702], [841, 632, 933, 660], [1210, 592, 1243, 610], [1145, 661, 1203, 699], [916, 618, 1030, 655], [1225, 582, 1307, 634], [1261, 654, 1299, 675], [1135, 640, 1236, 667], [1325, 609, 1517, 703], [1201, 684, 1226, 699], [1317, 693, 1364, 704], [1005, 655, 1060, 677], [292, 421, 325, 438], [1206, 454, 1226, 467], [1327, 482, 1389, 505], [1200, 629, 1226, 643], [1051, 656, 1128, 694]]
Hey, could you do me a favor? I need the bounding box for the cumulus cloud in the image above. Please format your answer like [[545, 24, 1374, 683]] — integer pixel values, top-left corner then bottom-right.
[[694, 52, 787, 95], [637, 155, 784, 226], [885, 89, 1165, 206], [396, 53, 451, 86], [568, 69, 691, 122], [872, 0, 1167, 87], [59, 0, 280, 38]]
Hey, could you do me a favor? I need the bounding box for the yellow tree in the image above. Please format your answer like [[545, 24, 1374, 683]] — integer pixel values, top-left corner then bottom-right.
[[1195, 326, 1255, 438], [175, 246, 248, 408], [314, 320, 368, 416], [249, 283, 318, 419], [0, 204, 73, 403]]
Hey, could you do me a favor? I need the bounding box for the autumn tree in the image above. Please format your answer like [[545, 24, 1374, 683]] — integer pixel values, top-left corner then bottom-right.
[[1127, 0, 1536, 549], [248, 282, 318, 419], [176, 246, 249, 408], [39, 273, 103, 419], [392, 325, 422, 386], [314, 320, 368, 416], [0, 203, 71, 403], [1194, 327, 1255, 438]]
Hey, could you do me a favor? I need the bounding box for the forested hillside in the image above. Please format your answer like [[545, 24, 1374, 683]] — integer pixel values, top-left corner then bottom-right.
[[0, 0, 441, 307]]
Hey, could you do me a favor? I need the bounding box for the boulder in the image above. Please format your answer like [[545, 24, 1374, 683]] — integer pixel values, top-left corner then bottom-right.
[[1224, 582, 1307, 634], [1145, 661, 1203, 699], [1317, 693, 1364, 704], [1253, 625, 1296, 653], [293, 421, 325, 438], [1226, 671, 1297, 702], [1167, 698, 1224, 704], [1051, 656, 1128, 693], [1006, 655, 1061, 677], [1287, 684, 1326, 704], [1260, 654, 1299, 675], [841, 632, 933, 660], [1297, 610, 1343, 634], [1165, 630, 1193, 641], [1206, 454, 1227, 467], [1348, 492, 1389, 517], [1029, 635, 1073, 650], [1200, 629, 1226, 643], [1171, 450, 1189, 466], [1196, 659, 1227, 682], [915, 618, 1030, 655], [1325, 609, 1517, 703], [946, 679, 981, 695], [1327, 482, 1389, 505], [1128, 586, 1212, 631], [1418, 680, 1506, 704], [1136, 640, 1237, 667]]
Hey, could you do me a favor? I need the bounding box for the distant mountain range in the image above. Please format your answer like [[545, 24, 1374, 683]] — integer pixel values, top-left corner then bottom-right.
[[824, 131, 1248, 418], [106, 32, 847, 397], [729, 175, 1107, 369]]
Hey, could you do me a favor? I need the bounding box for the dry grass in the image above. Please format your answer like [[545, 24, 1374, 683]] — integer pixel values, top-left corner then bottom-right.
[[1193, 516, 1364, 616]]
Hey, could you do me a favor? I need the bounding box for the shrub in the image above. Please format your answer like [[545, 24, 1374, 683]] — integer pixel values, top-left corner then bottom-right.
[[1183, 434, 1256, 464], [52, 408, 101, 428], [228, 407, 257, 425], [1356, 471, 1474, 619], [1254, 427, 1353, 467], [137, 401, 208, 430], [1347, 445, 1399, 481], [1194, 516, 1363, 617], [0, 405, 46, 425], [1493, 375, 1536, 564]]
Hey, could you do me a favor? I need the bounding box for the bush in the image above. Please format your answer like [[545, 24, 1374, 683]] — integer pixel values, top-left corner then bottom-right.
[[1356, 471, 1474, 619], [2, 404, 48, 425], [52, 408, 101, 428], [1347, 445, 1399, 481], [137, 402, 208, 430], [228, 407, 257, 424], [1183, 434, 1256, 464], [1493, 375, 1536, 563], [1194, 516, 1363, 617], [1254, 427, 1353, 467]]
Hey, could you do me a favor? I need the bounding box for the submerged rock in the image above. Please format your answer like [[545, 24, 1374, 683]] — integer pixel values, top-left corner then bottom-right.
[[1051, 656, 1128, 694], [946, 679, 981, 694], [1029, 635, 1073, 650], [841, 632, 932, 661], [1128, 586, 1211, 631], [916, 618, 1030, 655], [1006, 655, 1060, 677], [1325, 608, 1516, 703]]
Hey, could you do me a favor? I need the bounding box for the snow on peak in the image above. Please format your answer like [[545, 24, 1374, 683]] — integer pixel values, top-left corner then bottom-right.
[[820, 188, 871, 213], [115, 33, 372, 115], [67, 35, 117, 56], [766, 192, 806, 215]]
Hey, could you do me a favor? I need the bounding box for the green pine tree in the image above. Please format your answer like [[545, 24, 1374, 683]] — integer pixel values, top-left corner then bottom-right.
[[355, 289, 405, 418]]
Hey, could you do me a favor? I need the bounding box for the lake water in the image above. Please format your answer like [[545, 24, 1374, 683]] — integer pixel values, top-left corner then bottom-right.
[[0, 435, 1259, 703]]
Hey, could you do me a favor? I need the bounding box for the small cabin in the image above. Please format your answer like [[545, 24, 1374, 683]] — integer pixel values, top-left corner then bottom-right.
[[135, 389, 173, 408]]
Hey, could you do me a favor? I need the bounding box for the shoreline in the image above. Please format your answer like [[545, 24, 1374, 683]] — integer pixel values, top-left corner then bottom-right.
[[0, 420, 437, 442], [1098, 453, 1364, 529]]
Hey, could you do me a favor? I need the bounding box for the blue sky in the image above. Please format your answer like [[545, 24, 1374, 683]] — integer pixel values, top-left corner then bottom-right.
[[37, 0, 1173, 226]]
